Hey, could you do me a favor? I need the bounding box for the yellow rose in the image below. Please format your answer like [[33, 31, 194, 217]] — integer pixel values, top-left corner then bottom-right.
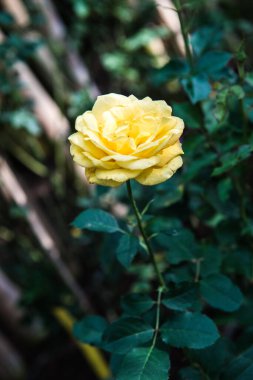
[[69, 93, 184, 187]]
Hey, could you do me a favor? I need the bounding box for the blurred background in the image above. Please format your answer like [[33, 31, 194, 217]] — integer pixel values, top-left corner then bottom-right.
[[0, 0, 253, 379]]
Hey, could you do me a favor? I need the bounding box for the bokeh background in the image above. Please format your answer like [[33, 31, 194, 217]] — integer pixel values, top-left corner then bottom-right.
[[0, 0, 253, 379]]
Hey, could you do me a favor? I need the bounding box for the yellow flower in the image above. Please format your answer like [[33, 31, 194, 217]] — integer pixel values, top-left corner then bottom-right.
[[69, 93, 184, 187]]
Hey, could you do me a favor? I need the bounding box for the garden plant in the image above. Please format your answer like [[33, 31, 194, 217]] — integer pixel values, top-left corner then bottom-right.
[[0, 0, 253, 379], [69, 1, 253, 379]]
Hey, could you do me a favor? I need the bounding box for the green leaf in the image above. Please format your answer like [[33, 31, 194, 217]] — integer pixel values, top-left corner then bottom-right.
[[71, 208, 120, 233], [103, 317, 154, 354], [116, 347, 170, 380], [224, 249, 252, 279], [244, 97, 253, 122], [73, 1, 89, 18], [10, 109, 41, 135], [179, 367, 202, 380], [161, 312, 219, 349], [212, 145, 253, 176], [189, 338, 233, 377], [73, 315, 108, 345], [191, 27, 222, 56], [123, 27, 168, 51], [195, 51, 232, 75], [102, 51, 128, 73], [184, 152, 217, 181], [230, 85, 245, 99], [181, 74, 211, 104], [99, 232, 123, 275], [152, 59, 189, 85], [245, 72, 253, 86], [165, 266, 193, 285], [163, 284, 200, 311], [159, 229, 196, 264], [198, 246, 222, 277], [200, 274, 243, 312], [115, 234, 139, 268], [0, 11, 15, 26], [110, 354, 125, 377], [151, 180, 183, 210], [218, 178, 233, 202], [223, 345, 253, 380], [148, 216, 182, 237], [172, 102, 202, 129], [121, 294, 155, 315]]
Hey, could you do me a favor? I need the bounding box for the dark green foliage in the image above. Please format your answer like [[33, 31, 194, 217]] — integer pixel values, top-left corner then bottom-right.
[[121, 294, 155, 315], [198, 246, 222, 277], [223, 346, 253, 380], [73, 316, 108, 345], [179, 367, 202, 380], [72, 10, 253, 371], [195, 51, 232, 76], [181, 74, 211, 103], [191, 26, 222, 56], [172, 102, 202, 129], [102, 317, 154, 354], [116, 347, 170, 380], [159, 228, 196, 264], [200, 274, 243, 312], [71, 208, 121, 233], [188, 338, 233, 377], [162, 284, 200, 311], [212, 145, 253, 176], [115, 234, 140, 268], [161, 312, 220, 349], [152, 58, 189, 85]]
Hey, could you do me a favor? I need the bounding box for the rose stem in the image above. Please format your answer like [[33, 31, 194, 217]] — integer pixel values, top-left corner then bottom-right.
[[126, 180, 166, 289], [174, 0, 194, 69]]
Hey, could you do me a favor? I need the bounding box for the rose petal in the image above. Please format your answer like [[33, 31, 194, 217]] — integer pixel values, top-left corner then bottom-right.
[[76, 111, 99, 133], [69, 133, 105, 159], [92, 93, 130, 121], [117, 156, 160, 170], [158, 142, 184, 167], [136, 156, 183, 185], [85, 168, 121, 187], [70, 145, 94, 168], [95, 168, 141, 182], [101, 154, 138, 162], [83, 152, 117, 169]]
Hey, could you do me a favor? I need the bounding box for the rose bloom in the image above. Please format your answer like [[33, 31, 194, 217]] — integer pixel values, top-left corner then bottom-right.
[[69, 94, 184, 187]]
